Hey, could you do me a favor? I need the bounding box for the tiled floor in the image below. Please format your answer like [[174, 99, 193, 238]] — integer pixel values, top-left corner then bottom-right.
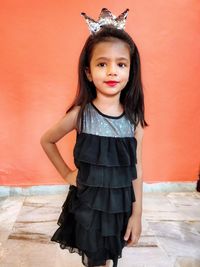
[[0, 191, 200, 267]]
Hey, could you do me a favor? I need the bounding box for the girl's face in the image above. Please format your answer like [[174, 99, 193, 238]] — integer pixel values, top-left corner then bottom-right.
[[86, 39, 131, 99]]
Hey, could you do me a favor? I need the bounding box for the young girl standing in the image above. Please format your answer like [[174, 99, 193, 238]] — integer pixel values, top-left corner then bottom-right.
[[40, 8, 148, 267]]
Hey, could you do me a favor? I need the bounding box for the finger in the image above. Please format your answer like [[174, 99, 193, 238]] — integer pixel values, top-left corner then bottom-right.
[[127, 234, 138, 247], [126, 234, 134, 247], [124, 227, 131, 241]]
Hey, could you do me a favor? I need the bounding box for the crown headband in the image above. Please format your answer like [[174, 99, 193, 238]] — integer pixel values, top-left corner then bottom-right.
[[81, 8, 129, 34]]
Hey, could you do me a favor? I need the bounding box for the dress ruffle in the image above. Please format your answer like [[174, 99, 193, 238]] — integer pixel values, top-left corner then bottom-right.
[[51, 186, 131, 267], [76, 183, 135, 213], [53, 186, 133, 236], [74, 133, 137, 167], [77, 162, 137, 188], [51, 132, 137, 267]]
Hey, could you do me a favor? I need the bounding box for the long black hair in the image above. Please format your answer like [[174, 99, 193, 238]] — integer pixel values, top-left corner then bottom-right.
[[66, 25, 148, 129]]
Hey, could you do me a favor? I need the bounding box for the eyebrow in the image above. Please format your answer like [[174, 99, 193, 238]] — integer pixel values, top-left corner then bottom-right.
[[95, 57, 129, 61]]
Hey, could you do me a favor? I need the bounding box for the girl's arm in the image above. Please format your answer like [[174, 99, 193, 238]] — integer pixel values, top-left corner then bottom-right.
[[132, 121, 144, 216], [124, 121, 144, 246], [40, 106, 80, 185]]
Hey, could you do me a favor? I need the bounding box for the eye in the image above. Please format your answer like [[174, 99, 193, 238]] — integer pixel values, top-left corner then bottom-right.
[[118, 63, 127, 68], [97, 62, 106, 67]]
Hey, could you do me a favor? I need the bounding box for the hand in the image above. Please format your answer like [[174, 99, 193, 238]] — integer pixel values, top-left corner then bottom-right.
[[65, 169, 78, 186], [124, 214, 142, 247]]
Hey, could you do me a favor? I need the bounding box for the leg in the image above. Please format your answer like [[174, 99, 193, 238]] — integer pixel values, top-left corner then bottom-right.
[[103, 259, 111, 267], [93, 259, 111, 267]]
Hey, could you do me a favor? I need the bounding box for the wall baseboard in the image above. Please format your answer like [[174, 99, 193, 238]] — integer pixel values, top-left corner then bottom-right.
[[0, 182, 197, 197], [143, 182, 196, 192]]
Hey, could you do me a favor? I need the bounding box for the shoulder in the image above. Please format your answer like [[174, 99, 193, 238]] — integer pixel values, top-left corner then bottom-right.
[[40, 105, 81, 144], [65, 105, 81, 128], [67, 105, 81, 116], [57, 104, 81, 131], [61, 105, 81, 123], [65, 104, 82, 119]]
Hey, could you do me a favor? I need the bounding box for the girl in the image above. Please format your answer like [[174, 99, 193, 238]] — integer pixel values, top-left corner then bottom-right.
[[40, 8, 148, 267]]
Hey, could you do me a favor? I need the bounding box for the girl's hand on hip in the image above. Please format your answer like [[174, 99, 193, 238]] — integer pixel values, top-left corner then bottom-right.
[[65, 169, 78, 186], [124, 214, 142, 247]]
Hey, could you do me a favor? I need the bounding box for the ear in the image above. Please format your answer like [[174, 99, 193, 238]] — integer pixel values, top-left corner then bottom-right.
[[85, 67, 93, 82]]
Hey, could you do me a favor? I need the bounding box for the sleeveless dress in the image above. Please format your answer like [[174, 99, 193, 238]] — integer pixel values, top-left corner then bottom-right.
[[51, 102, 138, 267]]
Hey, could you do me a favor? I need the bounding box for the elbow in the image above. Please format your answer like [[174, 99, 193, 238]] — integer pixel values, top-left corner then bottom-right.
[[40, 134, 48, 147], [40, 133, 55, 148]]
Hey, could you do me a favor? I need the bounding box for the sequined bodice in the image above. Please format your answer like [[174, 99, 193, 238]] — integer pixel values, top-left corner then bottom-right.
[[80, 102, 135, 137]]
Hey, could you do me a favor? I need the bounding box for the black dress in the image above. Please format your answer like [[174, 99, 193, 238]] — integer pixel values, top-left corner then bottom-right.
[[51, 102, 137, 267]]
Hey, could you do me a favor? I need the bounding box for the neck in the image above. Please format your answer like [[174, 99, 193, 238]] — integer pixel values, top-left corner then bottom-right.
[[92, 93, 123, 115]]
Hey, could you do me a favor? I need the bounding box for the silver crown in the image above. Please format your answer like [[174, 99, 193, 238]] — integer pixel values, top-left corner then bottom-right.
[[81, 8, 129, 34]]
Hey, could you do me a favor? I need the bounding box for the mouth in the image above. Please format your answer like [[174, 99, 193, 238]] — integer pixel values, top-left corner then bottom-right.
[[104, 81, 119, 87]]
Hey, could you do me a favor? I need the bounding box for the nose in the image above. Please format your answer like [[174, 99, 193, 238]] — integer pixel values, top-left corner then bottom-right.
[[107, 63, 117, 76]]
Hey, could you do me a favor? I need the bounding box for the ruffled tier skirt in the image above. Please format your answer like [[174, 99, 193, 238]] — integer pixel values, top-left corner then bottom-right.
[[51, 132, 137, 267], [51, 183, 135, 267]]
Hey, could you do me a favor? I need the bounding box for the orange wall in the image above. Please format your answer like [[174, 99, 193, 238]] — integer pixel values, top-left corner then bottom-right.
[[0, 1, 200, 186]]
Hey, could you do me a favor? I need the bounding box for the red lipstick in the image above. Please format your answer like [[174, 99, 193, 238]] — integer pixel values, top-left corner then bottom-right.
[[105, 81, 119, 87]]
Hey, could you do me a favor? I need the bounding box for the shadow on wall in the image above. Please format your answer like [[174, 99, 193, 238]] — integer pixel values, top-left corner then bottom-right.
[[196, 170, 200, 192]]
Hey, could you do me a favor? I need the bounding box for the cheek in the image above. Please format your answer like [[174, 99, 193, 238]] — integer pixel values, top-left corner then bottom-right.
[[122, 69, 130, 81], [91, 69, 104, 80]]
